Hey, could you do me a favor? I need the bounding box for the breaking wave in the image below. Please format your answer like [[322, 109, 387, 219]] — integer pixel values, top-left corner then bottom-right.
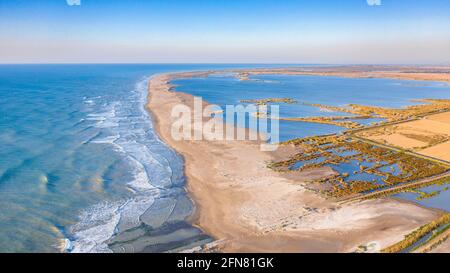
[[66, 77, 189, 253]]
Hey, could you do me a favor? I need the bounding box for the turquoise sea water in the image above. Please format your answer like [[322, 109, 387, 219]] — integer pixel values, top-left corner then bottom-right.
[[173, 73, 450, 212], [0, 64, 299, 253]]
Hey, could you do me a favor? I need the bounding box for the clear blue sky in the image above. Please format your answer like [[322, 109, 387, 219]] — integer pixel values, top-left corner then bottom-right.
[[1, 0, 449, 64]]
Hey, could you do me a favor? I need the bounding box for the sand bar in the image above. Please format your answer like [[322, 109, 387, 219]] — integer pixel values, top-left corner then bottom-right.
[[147, 72, 443, 252]]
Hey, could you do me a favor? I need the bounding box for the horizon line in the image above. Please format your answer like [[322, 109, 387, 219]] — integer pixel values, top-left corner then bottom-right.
[[0, 62, 446, 66]]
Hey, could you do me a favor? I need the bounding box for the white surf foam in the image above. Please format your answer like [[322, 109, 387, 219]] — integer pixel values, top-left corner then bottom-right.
[[69, 201, 122, 253], [67, 77, 185, 253]]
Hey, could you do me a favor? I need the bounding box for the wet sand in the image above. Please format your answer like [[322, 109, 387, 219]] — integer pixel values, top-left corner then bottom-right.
[[147, 72, 442, 252]]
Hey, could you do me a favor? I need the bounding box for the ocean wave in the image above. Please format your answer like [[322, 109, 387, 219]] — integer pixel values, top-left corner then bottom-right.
[[66, 77, 189, 253], [90, 135, 120, 145], [68, 201, 122, 253]]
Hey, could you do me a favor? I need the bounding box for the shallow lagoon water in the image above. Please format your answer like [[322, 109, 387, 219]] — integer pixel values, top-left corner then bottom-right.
[[173, 73, 450, 141], [396, 183, 450, 212], [173, 73, 450, 212]]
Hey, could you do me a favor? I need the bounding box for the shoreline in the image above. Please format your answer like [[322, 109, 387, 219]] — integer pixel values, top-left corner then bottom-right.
[[146, 69, 445, 252]]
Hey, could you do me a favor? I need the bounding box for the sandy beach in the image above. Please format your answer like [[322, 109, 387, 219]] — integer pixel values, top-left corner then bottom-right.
[[233, 65, 450, 83], [147, 71, 444, 252]]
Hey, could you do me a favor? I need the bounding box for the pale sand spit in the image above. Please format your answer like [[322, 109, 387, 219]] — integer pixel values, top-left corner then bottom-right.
[[147, 72, 442, 253]]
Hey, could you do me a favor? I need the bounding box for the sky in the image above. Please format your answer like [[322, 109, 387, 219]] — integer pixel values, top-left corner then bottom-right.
[[1, 0, 450, 64]]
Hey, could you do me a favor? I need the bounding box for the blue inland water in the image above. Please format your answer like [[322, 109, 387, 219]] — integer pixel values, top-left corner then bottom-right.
[[172, 73, 450, 212]]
